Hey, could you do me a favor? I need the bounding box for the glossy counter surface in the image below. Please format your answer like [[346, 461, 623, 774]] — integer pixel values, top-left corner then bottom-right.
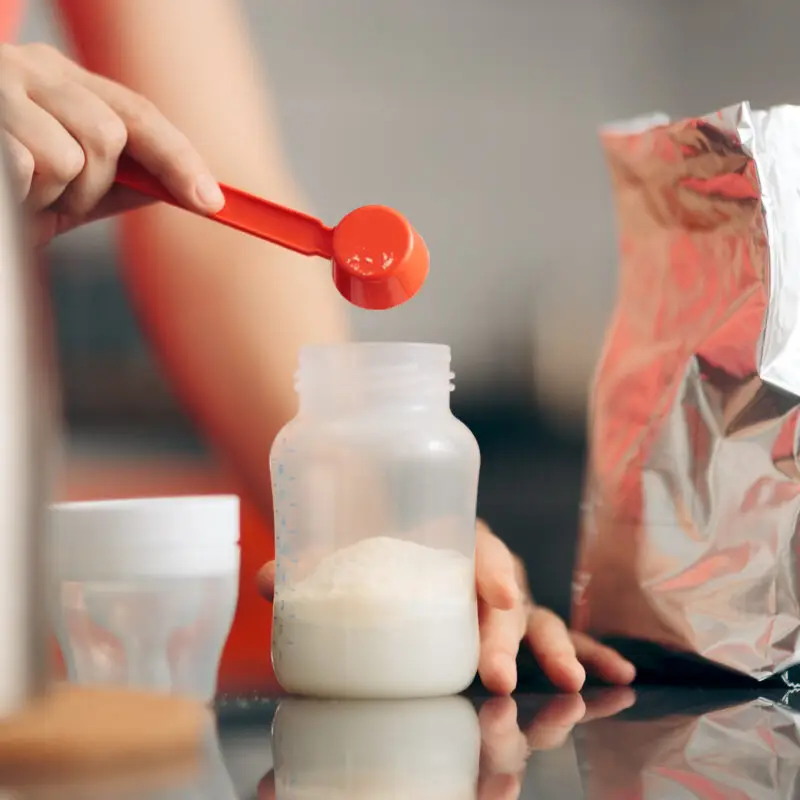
[[157, 686, 800, 799], [213, 687, 800, 799], [3, 686, 794, 797]]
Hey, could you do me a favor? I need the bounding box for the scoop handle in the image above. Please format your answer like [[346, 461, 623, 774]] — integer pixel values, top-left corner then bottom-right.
[[115, 158, 334, 259]]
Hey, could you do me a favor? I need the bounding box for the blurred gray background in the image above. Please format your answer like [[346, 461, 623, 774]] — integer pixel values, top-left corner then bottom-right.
[[21, 0, 800, 617]]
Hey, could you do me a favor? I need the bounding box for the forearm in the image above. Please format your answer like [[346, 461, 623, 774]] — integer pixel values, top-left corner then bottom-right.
[[56, 0, 349, 507], [118, 218, 347, 507]]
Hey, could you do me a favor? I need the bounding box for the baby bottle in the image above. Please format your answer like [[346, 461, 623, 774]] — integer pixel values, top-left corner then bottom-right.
[[270, 343, 481, 699]]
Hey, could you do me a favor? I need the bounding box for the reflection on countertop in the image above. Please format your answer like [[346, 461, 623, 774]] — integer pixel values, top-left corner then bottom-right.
[[577, 689, 800, 800], [0, 713, 236, 800], [218, 687, 800, 800], [4, 687, 797, 797]]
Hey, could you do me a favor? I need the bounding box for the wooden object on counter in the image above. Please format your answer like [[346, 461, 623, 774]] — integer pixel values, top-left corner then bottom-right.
[[0, 684, 208, 784]]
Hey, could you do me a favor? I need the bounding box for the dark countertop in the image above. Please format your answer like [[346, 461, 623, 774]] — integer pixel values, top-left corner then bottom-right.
[[3, 686, 793, 797], [89, 686, 794, 799]]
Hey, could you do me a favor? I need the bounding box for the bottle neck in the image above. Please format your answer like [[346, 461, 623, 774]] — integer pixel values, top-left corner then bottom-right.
[[295, 343, 455, 417]]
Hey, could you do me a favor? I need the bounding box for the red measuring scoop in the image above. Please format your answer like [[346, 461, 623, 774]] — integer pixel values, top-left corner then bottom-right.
[[115, 159, 428, 310]]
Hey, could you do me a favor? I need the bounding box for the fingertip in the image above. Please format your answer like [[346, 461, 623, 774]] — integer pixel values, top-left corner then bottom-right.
[[548, 657, 586, 693], [480, 654, 517, 696], [611, 660, 637, 686], [195, 175, 225, 213]]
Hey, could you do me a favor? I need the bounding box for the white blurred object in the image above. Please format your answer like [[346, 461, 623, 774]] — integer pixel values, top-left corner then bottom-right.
[[49, 496, 240, 703], [0, 119, 57, 717]]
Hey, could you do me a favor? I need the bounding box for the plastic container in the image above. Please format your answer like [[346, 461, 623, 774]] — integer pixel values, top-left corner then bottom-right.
[[49, 496, 240, 703], [270, 343, 481, 699], [271, 697, 481, 799]]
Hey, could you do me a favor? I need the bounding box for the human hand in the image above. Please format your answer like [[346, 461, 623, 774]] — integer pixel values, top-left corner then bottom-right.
[[256, 520, 636, 693], [0, 43, 224, 244], [255, 689, 636, 800], [469, 520, 635, 693]]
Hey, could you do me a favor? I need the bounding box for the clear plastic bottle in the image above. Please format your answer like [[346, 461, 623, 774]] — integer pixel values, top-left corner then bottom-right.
[[271, 343, 481, 699], [49, 496, 240, 703]]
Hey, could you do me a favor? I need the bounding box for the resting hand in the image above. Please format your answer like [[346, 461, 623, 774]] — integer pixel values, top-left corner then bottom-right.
[[469, 520, 635, 693], [256, 519, 635, 693]]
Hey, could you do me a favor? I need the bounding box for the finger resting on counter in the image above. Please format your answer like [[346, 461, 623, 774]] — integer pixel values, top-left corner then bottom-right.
[[525, 607, 585, 693], [571, 631, 637, 685], [478, 603, 526, 695]]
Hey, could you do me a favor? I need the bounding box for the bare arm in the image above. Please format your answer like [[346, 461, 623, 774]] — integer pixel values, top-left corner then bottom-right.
[[55, 0, 349, 508]]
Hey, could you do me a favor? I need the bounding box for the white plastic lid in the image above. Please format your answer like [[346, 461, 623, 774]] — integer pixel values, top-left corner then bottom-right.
[[49, 496, 241, 580]]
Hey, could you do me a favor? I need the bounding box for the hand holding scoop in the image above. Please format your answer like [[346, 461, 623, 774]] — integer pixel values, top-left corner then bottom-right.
[[115, 159, 429, 310]]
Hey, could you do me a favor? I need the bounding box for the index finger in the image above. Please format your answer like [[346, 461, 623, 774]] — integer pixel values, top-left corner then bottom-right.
[[525, 606, 586, 692], [75, 69, 224, 213]]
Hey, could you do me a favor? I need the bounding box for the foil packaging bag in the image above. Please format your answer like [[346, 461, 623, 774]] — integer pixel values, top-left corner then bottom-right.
[[573, 101, 800, 681]]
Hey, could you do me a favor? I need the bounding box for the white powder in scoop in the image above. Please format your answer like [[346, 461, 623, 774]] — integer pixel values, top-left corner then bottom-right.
[[273, 536, 479, 699]]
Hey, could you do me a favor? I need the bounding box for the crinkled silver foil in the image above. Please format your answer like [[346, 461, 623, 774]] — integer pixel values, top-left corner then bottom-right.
[[573, 102, 800, 680], [580, 696, 800, 798]]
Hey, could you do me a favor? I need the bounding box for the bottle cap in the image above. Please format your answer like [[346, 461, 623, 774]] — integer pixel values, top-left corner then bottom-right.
[[49, 496, 240, 580]]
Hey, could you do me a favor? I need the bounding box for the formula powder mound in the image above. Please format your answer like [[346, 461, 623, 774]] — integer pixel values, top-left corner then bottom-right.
[[272, 535, 479, 699], [288, 536, 474, 603]]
